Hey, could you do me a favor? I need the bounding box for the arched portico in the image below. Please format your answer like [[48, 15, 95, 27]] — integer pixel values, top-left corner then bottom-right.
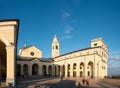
[[87, 61, 93, 78], [0, 40, 7, 81], [48, 65, 52, 76], [80, 62, 84, 77], [73, 63, 77, 77], [42, 65, 47, 76], [23, 64, 28, 75], [67, 64, 70, 77], [16, 64, 21, 77], [0, 19, 19, 86], [32, 64, 38, 75], [0, 35, 16, 85]]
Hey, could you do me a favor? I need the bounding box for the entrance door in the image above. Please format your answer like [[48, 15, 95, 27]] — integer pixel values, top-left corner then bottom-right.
[[0, 41, 6, 81], [80, 71, 83, 77], [73, 71, 76, 77]]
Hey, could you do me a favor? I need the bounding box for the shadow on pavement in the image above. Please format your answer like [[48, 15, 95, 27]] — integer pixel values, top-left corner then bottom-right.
[[39, 80, 92, 88]]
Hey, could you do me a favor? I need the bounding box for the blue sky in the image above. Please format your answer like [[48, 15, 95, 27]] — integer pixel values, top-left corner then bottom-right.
[[0, 0, 120, 76]]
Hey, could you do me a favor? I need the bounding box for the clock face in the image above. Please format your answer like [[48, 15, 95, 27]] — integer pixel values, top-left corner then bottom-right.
[[30, 52, 34, 56]]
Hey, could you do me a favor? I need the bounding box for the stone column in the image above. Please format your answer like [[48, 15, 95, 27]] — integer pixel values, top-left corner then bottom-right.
[[60, 65, 62, 77], [21, 64, 23, 75], [56, 65, 58, 76], [93, 53, 95, 79], [46, 66, 48, 76], [84, 56, 87, 78], [6, 46, 15, 86], [65, 65, 67, 77], [84, 63, 87, 78], [76, 64, 79, 77], [28, 64, 32, 76], [39, 65, 42, 76], [30, 64, 32, 76], [52, 65, 54, 76], [70, 64, 73, 77]]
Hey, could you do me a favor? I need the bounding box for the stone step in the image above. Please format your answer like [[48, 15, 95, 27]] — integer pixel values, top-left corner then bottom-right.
[[0, 82, 7, 88]]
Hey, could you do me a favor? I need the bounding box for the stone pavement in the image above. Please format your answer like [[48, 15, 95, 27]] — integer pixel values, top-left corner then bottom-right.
[[16, 77, 120, 88]]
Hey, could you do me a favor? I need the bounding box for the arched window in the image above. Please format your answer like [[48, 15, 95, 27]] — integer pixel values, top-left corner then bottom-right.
[[56, 45, 58, 49], [73, 63, 77, 70]]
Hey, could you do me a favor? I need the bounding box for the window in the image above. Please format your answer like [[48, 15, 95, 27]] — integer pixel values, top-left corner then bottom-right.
[[104, 67, 106, 69], [94, 43, 97, 46], [73, 63, 76, 70], [56, 45, 58, 49], [30, 52, 34, 56], [102, 51, 103, 55], [80, 66, 82, 69], [88, 71, 90, 76]]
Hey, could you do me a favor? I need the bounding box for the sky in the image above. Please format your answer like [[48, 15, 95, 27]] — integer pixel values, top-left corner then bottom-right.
[[0, 0, 120, 76]]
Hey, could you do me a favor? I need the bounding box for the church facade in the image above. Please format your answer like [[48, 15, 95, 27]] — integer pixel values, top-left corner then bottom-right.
[[17, 35, 108, 79]]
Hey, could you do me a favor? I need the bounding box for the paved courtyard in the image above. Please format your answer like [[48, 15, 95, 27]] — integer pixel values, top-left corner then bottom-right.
[[16, 77, 120, 88]]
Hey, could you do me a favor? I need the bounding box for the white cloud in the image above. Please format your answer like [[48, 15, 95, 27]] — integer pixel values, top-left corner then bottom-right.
[[109, 50, 120, 56], [61, 10, 70, 20], [64, 25, 74, 34], [60, 9, 75, 40], [108, 59, 120, 68], [108, 50, 120, 75], [61, 25, 74, 40], [109, 50, 120, 60], [109, 56, 120, 60], [61, 35, 73, 39]]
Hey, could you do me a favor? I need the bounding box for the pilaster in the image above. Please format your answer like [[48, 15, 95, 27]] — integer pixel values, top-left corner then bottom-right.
[[29, 64, 32, 76], [70, 64, 73, 77], [65, 65, 67, 77], [39, 65, 42, 76], [6, 46, 15, 86], [84, 63, 87, 78]]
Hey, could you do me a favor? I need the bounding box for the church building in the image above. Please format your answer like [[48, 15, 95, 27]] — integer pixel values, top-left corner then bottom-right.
[[17, 35, 108, 79]]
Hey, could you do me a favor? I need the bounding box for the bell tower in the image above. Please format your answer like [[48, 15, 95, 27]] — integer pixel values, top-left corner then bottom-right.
[[52, 35, 60, 58]]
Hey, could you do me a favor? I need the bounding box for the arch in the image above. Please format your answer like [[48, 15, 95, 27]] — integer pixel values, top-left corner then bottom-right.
[[87, 61, 93, 78], [0, 40, 7, 81], [0, 34, 10, 47], [67, 64, 70, 77], [73, 63, 77, 77], [48, 65, 52, 76], [16, 64, 21, 78], [32, 64, 38, 75], [42, 65, 47, 76], [23, 64, 28, 75], [80, 62, 85, 77]]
